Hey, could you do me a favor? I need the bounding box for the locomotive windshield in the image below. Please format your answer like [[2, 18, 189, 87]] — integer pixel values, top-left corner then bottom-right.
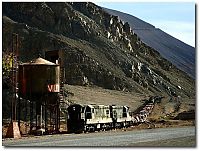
[[85, 106, 92, 119]]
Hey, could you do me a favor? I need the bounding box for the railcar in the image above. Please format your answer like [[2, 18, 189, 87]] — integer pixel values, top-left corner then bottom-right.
[[110, 105, 133, 128], [83, 105, 113, 131]]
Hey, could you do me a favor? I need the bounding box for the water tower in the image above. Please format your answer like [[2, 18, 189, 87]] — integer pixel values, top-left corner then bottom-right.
[[18, 57, 60, 134]]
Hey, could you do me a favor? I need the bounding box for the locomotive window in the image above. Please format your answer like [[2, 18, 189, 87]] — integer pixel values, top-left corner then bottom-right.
[[123, 112, 127, 117], [113, 111, 117, 118], [123, 107, 127, 117], [85, 106, 92, 119], [81, 107, 85, 113], [86, 106, 91, 112], [86, 112, 92, 119]]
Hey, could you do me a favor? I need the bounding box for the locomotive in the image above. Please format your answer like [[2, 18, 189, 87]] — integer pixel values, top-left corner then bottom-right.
[[67, 96, 161, 133], [67, 104, 135, 133]]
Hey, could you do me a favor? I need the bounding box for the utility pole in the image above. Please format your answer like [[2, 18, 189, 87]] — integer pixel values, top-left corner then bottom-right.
[[5, 33, 21, 139]]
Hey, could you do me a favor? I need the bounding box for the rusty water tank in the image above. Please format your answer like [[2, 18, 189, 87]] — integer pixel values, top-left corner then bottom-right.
[[18, 57, 60, 100]]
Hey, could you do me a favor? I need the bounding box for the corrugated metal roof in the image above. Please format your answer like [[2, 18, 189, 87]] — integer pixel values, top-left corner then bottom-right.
[[21, 57, 57, 65]]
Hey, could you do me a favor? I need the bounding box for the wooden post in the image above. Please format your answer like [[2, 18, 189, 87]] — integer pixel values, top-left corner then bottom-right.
[[5, 33, 21, 138]]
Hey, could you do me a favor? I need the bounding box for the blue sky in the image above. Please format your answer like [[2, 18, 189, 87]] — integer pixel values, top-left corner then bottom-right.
[[95, 2, 195, 47]]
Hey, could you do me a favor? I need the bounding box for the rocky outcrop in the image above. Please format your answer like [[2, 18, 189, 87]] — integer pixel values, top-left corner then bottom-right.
[[60, 50, 132, 91], [104, 7, 195, 78]]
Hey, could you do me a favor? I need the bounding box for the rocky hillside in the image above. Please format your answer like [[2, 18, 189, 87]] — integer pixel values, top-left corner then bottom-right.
[[2, 2, 195, 102], [104, 8, 195, 78]]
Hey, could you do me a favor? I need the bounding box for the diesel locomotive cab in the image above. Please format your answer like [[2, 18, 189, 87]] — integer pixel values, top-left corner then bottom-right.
[[67, 104, 85, 133]]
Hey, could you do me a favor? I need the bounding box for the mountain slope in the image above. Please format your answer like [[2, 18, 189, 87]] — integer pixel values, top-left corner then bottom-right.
[[2, 2, 195, 100], [104, 8, 195, 78]]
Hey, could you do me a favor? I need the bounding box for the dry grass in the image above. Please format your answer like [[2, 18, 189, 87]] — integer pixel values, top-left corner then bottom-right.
[[64, 84, 150, 112]]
